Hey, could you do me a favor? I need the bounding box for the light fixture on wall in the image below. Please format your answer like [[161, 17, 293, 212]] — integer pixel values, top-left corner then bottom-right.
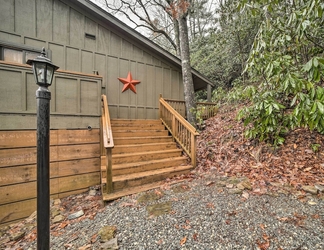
[[27, 47, 59, 250], [27, 47, 59, 87]]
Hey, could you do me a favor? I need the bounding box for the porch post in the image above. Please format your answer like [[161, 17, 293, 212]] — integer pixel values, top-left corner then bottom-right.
[[207, 84, 212, 102]]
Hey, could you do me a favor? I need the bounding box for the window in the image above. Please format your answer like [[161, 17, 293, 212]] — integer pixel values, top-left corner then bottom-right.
[[3, 48, 23, 63], [0, 42, 48, 64]]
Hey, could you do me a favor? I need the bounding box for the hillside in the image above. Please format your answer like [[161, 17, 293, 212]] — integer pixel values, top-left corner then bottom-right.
[[196, 105, 324, 196]]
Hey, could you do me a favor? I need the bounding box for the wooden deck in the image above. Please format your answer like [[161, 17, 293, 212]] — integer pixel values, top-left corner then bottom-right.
[[101, 119, 193, 201]]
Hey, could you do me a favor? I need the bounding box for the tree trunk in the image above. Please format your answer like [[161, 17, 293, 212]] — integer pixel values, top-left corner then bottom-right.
[[178, 15, 197, 126], [173, 18, 181, 56]]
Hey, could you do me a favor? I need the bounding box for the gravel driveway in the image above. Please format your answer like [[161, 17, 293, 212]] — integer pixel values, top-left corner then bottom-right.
[[3, 171, 323, 250]]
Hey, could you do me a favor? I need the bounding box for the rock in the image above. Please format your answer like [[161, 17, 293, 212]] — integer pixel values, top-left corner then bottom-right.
[[23, 223, 36, 231], [302, 185, 318, 195], [89, 190, 96, 196], [137, 192, 161, 203], [52, 214, 65, 224], [51, 207, 61, 218], [68, 210, 84, 220], [228, 188, 243, 195], [146, 201, 172, 216], [53, 199, 61, 205], [236, 183, 245, 190], [215, 181, 227, 187], [9, 231, 25, 241], [227, 177, 240, 185], [241, 181, 252, 190], [25, 211, 37, 223], [226, 184, 234, 189], [314, 184, 324, 193], [100, 237, 118, 249], [99, 226, 117, 242], [293, 191, 305, 198]]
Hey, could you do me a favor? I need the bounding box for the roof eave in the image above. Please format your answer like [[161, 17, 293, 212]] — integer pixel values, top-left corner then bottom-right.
[[72, 0, 215, 90]]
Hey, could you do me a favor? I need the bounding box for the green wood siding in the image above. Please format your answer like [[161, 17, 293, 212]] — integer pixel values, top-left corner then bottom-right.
[[0, 0, 185, 125]]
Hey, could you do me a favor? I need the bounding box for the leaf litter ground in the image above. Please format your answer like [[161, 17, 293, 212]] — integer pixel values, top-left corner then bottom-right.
[[196, 105, 324, 196]]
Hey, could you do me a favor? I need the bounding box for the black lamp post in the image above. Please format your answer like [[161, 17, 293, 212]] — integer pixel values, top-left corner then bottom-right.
[[27, 48, 59, 250]]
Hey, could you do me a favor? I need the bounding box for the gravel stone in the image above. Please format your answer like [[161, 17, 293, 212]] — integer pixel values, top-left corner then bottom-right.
[[2, 175, 324, 249]]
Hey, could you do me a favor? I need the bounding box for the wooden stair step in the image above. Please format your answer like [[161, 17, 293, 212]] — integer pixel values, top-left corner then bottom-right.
[[112, 142, 178, 154], [111, 119, 162, 125], [112, 125, 165, 130], [101, 165, 193, 191], [114, 136, 173, 145], [102, 181, 166, 201], [102, 156, 188, 176], [112, 165, 193, 191], [112, 130, 169, 138], [102, 179, 185, 201], [101, 149, 183, 165]]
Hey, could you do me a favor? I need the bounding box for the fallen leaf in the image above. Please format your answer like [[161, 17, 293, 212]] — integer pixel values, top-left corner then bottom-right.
[[90, 234, 97, 243], [119, 202, 136, 207], [78, 244, 91, 250], [308, 200, 317, 205], [256, 239, 270, 250], [242, 191, 249, 199], [278, 217, 289, 222], [193, 233, 198, 241], [227, 211, 237, 216], [154, 189, 163, 196], [262, 233, 270, 241], [180, 236, 187, 246], [206, 203, 215, 209], [311, 214, 320, 219], [206, 181, 215, 186], [60, 222, 68, 229], [260, 224, 265, 230]]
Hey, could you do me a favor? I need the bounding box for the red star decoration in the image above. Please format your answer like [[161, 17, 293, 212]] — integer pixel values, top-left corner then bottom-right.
[[118, 72, 140, 93]]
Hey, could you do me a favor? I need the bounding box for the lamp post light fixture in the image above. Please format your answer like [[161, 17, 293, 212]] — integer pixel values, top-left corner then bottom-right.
[[27, 47, 59, 250]]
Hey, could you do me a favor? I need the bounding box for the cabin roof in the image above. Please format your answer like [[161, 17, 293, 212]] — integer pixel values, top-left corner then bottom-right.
[[72, 0, 215, 91]]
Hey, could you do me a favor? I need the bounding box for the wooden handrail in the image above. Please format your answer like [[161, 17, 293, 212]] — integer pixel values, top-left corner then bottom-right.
[[159, 95, 199, 167], [101, 95, 114, 193], [101, 95, 114, 148], [163, 98, 217, 120]]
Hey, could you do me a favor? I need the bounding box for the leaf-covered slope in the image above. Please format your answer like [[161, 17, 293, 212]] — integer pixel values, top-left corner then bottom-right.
[[197, 106, 324, 193]]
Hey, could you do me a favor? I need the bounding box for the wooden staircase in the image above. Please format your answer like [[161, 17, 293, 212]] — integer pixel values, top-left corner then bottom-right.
[[101, 119, 193, 201]]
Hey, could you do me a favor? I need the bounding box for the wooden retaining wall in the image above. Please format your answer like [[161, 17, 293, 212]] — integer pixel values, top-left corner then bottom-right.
[[0, 129, 100, 227]]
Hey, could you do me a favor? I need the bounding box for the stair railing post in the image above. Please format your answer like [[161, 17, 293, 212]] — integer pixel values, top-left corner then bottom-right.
[[191, 133, 197, 167], [106, 148, 113, 193], [159, 94, 162, 119], [172, 114, 176, 138]]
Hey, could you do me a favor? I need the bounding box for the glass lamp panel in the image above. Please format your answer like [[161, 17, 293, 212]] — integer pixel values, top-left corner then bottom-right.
[[46, 65, 54, 85], [34, 62, 47, 85]]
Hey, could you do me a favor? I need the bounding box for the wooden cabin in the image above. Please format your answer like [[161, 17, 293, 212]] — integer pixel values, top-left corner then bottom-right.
[[0, 0, 215, 226]]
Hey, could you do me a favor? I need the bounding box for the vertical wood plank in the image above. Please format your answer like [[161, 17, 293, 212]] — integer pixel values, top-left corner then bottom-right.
[[105, 148, 113, 193]]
